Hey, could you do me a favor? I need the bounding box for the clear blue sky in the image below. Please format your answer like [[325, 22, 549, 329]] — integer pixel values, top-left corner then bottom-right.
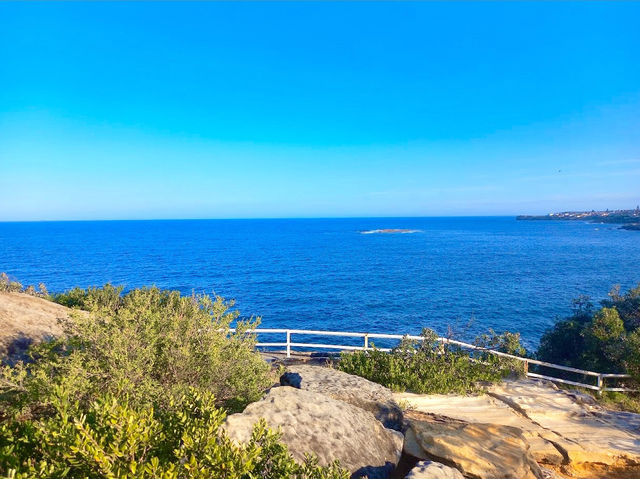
[[1, 2, 639, 221]]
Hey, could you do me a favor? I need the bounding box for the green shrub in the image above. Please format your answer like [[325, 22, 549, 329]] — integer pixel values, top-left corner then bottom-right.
[[53, 283, 124, 311], [473, 329, 527, 356], [0, 386, 348, 478], [337, 328, 521, 394], [0, 284, 349, 478], [537, 283, 640, 384], [7, 285, 272, 414]]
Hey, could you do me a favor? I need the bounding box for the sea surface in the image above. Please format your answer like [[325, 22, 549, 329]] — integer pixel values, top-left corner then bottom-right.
[[1, 217, 639, 349]]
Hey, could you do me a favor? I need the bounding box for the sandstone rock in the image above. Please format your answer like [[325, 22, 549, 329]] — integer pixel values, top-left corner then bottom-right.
[[404, 460, 464, 478], [393, 391, 565, 465], [538, 467, 563, 479], [224, 386, 403, 478], [404, 410, 544, 479], [280, 364, 404, 430], [396, 379, 640, 478], [488, 379, 640, 467]]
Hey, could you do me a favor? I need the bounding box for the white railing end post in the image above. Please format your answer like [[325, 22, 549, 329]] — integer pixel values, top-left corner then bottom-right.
[[364, 334, 369, 350], [286, 330, 291, 358], [597, 374, 604, 396]]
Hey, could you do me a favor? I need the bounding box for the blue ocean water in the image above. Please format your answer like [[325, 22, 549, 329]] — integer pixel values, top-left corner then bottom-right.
[[1, 217, 639, 349]]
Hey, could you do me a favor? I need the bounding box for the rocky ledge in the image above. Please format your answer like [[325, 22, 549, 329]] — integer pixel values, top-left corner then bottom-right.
[[225, 364, 640, 479]]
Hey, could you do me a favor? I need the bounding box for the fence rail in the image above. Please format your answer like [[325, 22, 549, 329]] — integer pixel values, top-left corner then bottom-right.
[[231, 328, 634, 394]]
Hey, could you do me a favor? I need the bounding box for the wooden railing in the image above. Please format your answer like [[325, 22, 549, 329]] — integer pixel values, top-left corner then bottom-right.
[[232, 328, 634, 394]]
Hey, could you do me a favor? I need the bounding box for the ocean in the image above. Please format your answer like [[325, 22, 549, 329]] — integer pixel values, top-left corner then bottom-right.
[[1, 217, 639, 349]]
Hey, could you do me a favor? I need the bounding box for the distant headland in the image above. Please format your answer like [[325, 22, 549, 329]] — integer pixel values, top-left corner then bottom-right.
[[517, 207, 640, 231]]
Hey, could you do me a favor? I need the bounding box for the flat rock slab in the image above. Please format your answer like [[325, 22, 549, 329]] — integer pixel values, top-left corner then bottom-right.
[[405, 460, 465, 478], [224, 386, 403, 479], [488, 380, 640, 467], [396, 379, 640, 477], [281, 364, 403, 430], [404, 410, 544, 479]]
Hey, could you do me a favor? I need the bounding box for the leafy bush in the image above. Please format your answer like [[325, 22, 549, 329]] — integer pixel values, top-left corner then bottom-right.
[[0, 284, 349, 478], [338, 328, 522, 394], [8, 285, 272, 414], [473, 329, 527, 356], [52, 283, 124, 311], [0, 387, 348, 478], [537, 283, 640, 386]]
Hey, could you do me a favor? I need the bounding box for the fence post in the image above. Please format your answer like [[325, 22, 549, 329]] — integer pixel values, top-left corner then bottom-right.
[[597, 374, 604, 396], [523, 359, 529, 376], [286, 330, 291, 358], [364, 334, 369, 350]]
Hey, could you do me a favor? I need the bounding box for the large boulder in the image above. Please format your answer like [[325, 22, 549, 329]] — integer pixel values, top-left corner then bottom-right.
[[280, 364, 403, 430], [404, 461, 464, 478], [404, 411, 543, 479], [224, 386, 403, 478]]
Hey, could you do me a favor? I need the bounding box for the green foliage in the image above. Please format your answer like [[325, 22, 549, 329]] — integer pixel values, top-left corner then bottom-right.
[[337, 328, 521, 394], [586, 307, 625, 341], [474, 329, 527, 356], [0, 387, 348, 478], [537, 284, 640, 383], [597, 390, 640, 414], [0, 284, 348, 478], [537, 284, 640, 408], [624, 329, 640, 381], [17, 285, 272, 413], [52, 283, 124, 311], [602, 284, 640, 331]]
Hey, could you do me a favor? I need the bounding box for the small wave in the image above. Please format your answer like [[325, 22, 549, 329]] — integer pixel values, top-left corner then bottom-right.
[[360, 229, 422, 234]]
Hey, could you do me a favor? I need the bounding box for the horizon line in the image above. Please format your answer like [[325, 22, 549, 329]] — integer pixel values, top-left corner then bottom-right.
[[0, 214, 530, 224]]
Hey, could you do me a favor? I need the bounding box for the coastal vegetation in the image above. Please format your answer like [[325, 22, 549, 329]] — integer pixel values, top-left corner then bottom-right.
[[2, 274, 640, 476], [337, 283, 640, 409], [0, 282, 347, 478], [337, 328, 525, 394], [536, 283, 640, 410], [537, 285, 640, 378]]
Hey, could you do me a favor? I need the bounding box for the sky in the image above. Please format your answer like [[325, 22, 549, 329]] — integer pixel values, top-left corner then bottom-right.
[[1, 2, 639, 221]]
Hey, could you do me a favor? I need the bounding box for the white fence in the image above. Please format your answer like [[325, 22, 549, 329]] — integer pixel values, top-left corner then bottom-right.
[[235, 328, 634, 394]]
